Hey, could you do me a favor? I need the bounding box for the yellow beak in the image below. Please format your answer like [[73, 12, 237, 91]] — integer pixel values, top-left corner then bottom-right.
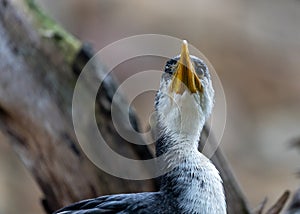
[[170, 40, 202, 94]]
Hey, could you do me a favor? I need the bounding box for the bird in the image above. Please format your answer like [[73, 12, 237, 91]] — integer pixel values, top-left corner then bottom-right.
[[54, 40, 226, 214]]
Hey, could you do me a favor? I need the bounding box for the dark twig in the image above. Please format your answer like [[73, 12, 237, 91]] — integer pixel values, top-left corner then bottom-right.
[[265, 191, 290, 214]]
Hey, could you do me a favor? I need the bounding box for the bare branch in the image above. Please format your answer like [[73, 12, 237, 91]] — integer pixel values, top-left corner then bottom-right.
[[265, 191, 290, 214], [0, 0, 155, 212]]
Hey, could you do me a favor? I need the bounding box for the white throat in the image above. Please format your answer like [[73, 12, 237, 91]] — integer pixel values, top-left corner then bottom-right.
[[157, 90, 206, 144]]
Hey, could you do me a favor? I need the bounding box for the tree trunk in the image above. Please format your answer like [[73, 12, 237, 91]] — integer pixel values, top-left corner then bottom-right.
[[0, 0, 156, 213]]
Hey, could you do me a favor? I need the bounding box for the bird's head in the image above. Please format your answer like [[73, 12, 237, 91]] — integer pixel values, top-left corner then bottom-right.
[[155, 40, 214, 142]]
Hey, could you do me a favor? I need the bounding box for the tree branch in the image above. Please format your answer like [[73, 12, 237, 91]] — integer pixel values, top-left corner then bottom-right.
[[0, 0, 155, 212]]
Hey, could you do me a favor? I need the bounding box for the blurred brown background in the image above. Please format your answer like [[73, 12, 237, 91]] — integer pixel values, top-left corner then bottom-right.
[[0, 0, 299, 213]]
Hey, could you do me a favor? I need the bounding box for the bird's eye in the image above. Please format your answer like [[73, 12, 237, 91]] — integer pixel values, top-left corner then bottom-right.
[[164, 59, 178, 74], [196, 67, 204, 76], [194, 62, 206, 77]]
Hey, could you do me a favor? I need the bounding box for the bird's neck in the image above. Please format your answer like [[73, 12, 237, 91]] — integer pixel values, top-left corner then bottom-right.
[[155, 130, 226, 213], [154, 91, 225, 213]]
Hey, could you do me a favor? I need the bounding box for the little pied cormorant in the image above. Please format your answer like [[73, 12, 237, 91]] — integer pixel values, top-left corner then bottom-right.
[[54, 40, 226, 214]]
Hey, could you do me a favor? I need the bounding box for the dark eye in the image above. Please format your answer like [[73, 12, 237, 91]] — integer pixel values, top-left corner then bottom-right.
[[194, 62, 206, 77], [196, 66, 204, 76], [164, 58, 178, 74]]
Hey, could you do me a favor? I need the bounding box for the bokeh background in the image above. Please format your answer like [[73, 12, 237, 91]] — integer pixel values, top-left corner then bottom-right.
[[0, 0, 300, 213]]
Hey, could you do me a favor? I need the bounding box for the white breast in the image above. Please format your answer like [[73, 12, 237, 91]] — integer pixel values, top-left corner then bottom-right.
[[178, 152, 227, 214]]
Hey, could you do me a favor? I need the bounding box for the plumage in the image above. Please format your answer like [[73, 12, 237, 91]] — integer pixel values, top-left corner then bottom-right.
[[56, 192, 165, 214], [54, 40, 226, 214]]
